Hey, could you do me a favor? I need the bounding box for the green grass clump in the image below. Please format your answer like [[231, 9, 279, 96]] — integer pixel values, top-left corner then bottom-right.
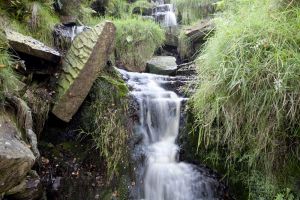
[[0, 31, 21, 105], [191, 0, 300, 198], [114, 17, 165, 71], [80, 68, 129, 181]]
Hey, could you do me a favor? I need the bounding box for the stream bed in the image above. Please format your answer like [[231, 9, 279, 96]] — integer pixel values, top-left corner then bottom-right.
[[119, 69, 224, 200]]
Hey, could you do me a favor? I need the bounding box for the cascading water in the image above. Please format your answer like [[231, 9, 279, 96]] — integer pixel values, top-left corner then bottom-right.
[[70, 26, 85, 41], [152, 2, 177, 28], [118, 69, 221, 200]]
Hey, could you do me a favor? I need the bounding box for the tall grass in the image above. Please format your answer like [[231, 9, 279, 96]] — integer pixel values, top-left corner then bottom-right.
[[80, 68, 129, 181], [114, 17, 165, 71], [0, 31, 21, 105], [192, 0, 300, 198]]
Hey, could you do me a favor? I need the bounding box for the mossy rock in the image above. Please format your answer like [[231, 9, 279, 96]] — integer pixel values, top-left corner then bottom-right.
[[52, 21, 116, 122]]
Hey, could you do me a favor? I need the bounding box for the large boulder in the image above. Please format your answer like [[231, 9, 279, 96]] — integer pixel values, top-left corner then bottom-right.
[[0, 112, 35, 194], [5, 29, 61, 63], [52, 21, 116, 122], [146, 56, 177, 75]]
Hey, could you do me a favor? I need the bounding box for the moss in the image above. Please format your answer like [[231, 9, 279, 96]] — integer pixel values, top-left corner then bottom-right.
[[80, 66, 130, 182]]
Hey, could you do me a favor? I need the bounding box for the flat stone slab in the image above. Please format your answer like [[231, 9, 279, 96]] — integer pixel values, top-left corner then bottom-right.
[[5, 29, 61, 63], [52, 21, 116, 122], [146, 56, 177, 75]]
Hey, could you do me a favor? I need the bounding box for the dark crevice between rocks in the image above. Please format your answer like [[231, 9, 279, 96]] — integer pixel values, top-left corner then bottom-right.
[[36, 111, 108, 200]]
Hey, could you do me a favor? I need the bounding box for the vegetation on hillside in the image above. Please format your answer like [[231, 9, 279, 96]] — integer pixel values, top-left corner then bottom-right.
[[0, 0, 60, 45], [191, 0, 300, 198], [0, 31, 20, 105], [114, 17, 165, 71]]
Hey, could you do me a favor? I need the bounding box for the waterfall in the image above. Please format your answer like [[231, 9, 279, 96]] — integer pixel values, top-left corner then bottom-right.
[[152, 2, 177, 28], [118, 69, 220, 200], [163, 4, 177, 27], [70, 26, 85, 41]]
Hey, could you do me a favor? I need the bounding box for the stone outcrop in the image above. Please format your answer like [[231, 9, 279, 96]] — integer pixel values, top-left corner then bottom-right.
[[5, 29, 61, 63], [0, 112, 35, 195], [178, 19, 214, 61], [52, 21, 116, 122], [146, 56, 177, 75], [6, 95, 40, 158]]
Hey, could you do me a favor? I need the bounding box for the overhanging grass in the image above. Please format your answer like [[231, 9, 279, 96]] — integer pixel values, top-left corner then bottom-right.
[[191, 0, 300, 198], [80, 68, 129, 181], [0, 31, 21, 105], [114, 17, 165, 71]]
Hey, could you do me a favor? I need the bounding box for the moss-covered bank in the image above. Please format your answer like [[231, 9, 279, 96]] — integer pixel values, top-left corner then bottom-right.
[[79, 66, 132, 199]]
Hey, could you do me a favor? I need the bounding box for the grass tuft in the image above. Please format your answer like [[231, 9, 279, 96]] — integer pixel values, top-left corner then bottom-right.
[[80, 68, 129, 181], [114, 17, 165, 71], [0, 31, 21, 105]]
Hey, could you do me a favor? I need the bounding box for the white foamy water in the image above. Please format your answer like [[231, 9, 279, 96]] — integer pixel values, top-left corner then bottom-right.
[[152, 2, 177, 27], [163, 5, 177, 27], [70, 26, 85, 41], [118, 69, 219, 200]]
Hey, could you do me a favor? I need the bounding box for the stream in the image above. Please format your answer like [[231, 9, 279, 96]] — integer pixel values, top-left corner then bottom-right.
[[119, 69, 221, 200]]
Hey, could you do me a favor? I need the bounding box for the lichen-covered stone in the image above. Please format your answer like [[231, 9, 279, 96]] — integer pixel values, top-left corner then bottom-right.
[[52, 21, 116, 122], [5, 29, 61, 63], [0, 112, 35, 194]]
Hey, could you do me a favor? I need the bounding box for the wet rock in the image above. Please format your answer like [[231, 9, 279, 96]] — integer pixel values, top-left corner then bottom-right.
[[146, 56, 177, 75], [6, 170, 43, 200], [0, 112, 35, 194], [5, 29, 61, 63], [52, 21, 116, 122], [53, 24, 87, 52]]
